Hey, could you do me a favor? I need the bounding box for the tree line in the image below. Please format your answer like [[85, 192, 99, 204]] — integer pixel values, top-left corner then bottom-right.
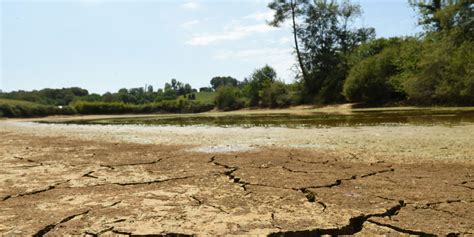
[[213, 0, 473, 110], [1, 0, 472, 117], [264, 0, 473, 105], [0, 78, 214, 117]]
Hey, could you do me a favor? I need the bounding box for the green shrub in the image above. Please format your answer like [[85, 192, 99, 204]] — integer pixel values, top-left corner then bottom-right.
[[215, 86, 245, 111], [260, 81, 291, 108], [343, 46, 401, 103], [403, 38, 474, 105], [0, 100, 76, 118], [72, 100, 214, 115]]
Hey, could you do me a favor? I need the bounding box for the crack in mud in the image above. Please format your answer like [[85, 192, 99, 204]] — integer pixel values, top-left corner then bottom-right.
[[11, 156, 48, 168], [209, 156, 250, 191], [295, 168, 396, 193], [210, 156, 398, 208], [191, 195, 229, 214], [99, 158, 164, 170], [111, 228, 195, 236], [298, 188, 327, 211], [13, 156, 41, 164], [360, 168, 394, 178], [84, 226, 114, 237], [281, 166, 309, 174], [293, 158, 331, 165], [2, 180, 71, 201], [268, 201, 405, 236], [82, 171, 99, 179], [455, 181, 474, 190], [32, 210, 90, 237], [3, 176, 194, 202], [411, 199, 474, 217], [103, 200, 122, 208], [270, 213, 282, 230], [113, 176, 195, 186], [367, 220, 436, 236]]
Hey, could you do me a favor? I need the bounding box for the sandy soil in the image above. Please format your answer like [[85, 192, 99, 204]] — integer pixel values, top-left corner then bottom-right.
[[0, 116, 473, 236]]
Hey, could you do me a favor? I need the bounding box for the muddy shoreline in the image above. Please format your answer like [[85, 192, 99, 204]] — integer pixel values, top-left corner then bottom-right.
[[0, 116, 473, 235]]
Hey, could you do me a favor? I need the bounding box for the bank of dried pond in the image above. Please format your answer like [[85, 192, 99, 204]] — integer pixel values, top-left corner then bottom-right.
[[0, 107, 473, 235]]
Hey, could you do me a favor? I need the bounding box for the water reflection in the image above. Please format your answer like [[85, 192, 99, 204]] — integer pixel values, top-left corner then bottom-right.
[[45, 108, 474, 128]]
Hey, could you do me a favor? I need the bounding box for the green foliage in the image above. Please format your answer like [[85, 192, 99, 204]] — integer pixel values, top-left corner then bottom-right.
[[393, 0, 474, 105], [302, 0, 376, 103], [402, 35, 474, 104], [345, 29, 473, 106], [215, 86, 245, 111], [210, 76, 239, 91], [194, 91, 216, 104], [243, 65, 278, 106], [0, 99, 76, 118], [72, 100, 214, 115], [269, 0, 375, 103], [409, 0, 473, 37], [199, 87, 213, 92], [343, 44, 401, 103], [0, 87, 88, 106], [260, 81, 292, 108]]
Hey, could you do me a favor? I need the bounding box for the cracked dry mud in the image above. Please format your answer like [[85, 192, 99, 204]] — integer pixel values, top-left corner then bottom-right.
[[1, 120, 473, 236]]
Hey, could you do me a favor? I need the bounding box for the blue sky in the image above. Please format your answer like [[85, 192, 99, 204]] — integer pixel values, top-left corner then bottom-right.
[[1, 0, 421, 94]]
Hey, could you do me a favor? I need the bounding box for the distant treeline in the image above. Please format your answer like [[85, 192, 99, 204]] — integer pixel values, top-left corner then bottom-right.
[[0, 79, 215, 117], [0, 79, 209, 106], [1, 0, 472, 117], [0, 100, 76, 118]]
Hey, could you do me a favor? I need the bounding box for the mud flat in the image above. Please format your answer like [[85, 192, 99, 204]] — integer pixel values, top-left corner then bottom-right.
[[0, 112, 473, 236]]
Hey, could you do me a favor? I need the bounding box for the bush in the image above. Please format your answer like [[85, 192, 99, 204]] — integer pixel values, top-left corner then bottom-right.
[[402, 37, 474, 105], [72, 100, 214, 115], [0, 102, 76, 118], [260, 81, 291, 108], [199, 87, 213, 92], [242, 65, 279, 106], [343, 46, 401, 103], [215, 86, 245, 111]]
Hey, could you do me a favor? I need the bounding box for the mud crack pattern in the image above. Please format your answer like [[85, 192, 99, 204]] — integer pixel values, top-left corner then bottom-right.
[[0, 132, 473, 236]]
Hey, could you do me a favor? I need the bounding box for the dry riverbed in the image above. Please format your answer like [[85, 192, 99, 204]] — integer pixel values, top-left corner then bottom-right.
[[0, 112, 473, 236]]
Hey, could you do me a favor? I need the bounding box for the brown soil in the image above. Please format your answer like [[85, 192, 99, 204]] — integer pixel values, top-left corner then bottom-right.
[[0, 119, 473, 236]]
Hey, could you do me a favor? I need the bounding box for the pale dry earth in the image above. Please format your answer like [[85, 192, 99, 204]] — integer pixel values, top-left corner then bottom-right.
[[0, 115, 473, 236]]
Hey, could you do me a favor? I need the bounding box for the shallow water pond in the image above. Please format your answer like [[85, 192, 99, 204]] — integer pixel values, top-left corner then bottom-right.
[[43, 107, 474, 128]]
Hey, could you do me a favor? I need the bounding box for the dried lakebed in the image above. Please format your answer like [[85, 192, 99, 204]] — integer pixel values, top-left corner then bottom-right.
[[0, 111, 473, 236]]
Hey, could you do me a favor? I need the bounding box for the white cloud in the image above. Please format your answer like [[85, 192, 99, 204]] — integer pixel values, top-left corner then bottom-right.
[[244, 11, 274, 22], [214, 48, 291, 60], [186, 24, 275, 46], [181, 1, 200, 10], [277, 36, 292, 45], [181, 19, 200, 28], [214, 48, 295, 81]]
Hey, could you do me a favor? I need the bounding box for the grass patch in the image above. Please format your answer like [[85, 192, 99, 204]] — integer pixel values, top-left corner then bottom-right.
[[179, 92, 216, 104], [195, 92, 216, 104]]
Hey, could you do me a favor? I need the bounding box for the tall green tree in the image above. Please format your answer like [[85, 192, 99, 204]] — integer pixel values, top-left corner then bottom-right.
[[409, 0, 473, 35], [403, 0, 474, 104], [268, 0, 309, 82], [243, 65, 278, 106], [210, 76, 239, 90], [269, 0, 374, 103]]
